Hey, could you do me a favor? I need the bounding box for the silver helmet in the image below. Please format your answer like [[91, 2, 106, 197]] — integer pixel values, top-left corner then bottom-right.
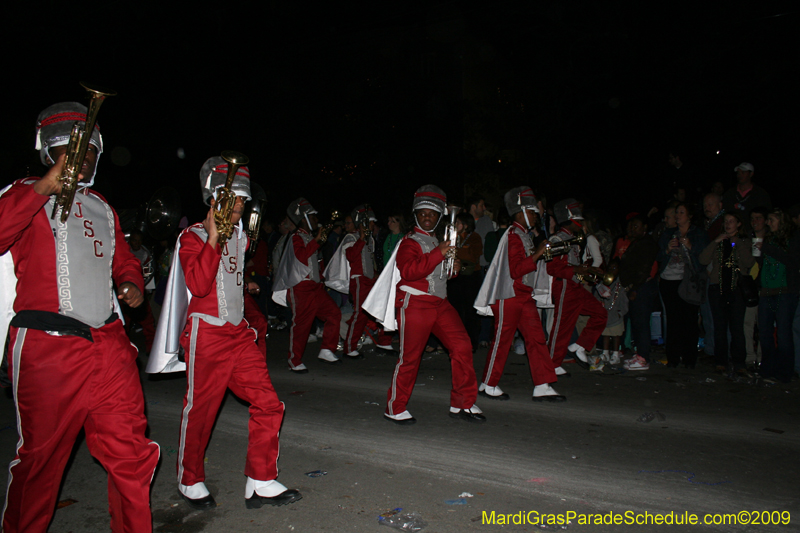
[[199, 156, 252, 206]]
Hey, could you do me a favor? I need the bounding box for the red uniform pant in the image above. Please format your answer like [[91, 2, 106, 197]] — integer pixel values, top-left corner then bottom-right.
[[482, 295, 556, 388], [178, 316, 285, 486], [3, 321, 159, 533], [344, 277, 392, 352], [286, 282, 341, 368], [386, 293, 478, 415], [548, 279, 608, 366]]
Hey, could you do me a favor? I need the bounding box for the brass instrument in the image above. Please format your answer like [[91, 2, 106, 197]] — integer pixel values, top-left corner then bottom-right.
[[601, 270, 618, 286], [244, 182, 267, 255], [317, 224, 334, 244], [51, 82, 116, 223], [440, 205, 461, 279], [214, 150, 250, 246], [576, 269, 602, 285], [360, 204, 372, 230], [143, 187, 181, 241], [542, 233, 584, 261]]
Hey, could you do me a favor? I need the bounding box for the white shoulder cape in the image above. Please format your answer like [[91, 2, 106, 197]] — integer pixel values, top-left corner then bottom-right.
[[323, 233, 356, 294], [271, 232, 311, 307], [361, 244, 401, 331], [0, 184, 17, 353], [473, 227, 516, 316], [146, 231, 190, 373]]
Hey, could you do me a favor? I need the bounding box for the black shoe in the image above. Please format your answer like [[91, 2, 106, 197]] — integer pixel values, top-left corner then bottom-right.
[[449, 409, 487, 423], [246, 489, 302, 509], [180, 490, 217, 510], [383, 413, 417, 425], [479, 390, 510, 401], [532, 394, 567, 402], [346, 352, 365, 360]]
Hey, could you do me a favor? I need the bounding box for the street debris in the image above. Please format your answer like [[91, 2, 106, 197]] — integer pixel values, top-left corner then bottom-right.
[[378, 508, 427, 531], [305, 470, 327, 477], [637, 411, 666, 423]]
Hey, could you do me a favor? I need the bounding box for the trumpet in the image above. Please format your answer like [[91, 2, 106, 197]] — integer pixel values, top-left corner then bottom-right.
[[576, 269, 602, 285], [51, 82, 116, 223], [316, 223, 334, 244], [214, 150, 250, 246], [440, 205, 461, 279], [542, 233, 584, 261]]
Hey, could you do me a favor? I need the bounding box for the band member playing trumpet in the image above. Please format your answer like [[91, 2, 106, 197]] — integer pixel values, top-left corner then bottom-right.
[[364, 185, 485, 425], [546, 199, 607, 374], [272, 198, 342, 372], [475, 187, 564, 401], [148, 156, 300, 510], [324, 204, 394, 358], [0, 101, 159, 532]]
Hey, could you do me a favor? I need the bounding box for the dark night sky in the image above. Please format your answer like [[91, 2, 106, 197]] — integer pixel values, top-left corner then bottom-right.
[[4, 1, 797, 229]]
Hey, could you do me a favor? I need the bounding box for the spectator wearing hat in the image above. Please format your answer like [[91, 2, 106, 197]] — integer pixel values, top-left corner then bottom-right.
[[722, 163, 771, 233]]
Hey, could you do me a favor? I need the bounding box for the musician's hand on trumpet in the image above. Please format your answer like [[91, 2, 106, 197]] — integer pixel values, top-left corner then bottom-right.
[[35, 152, 67, 196], [530, 239, 549, 262], [452, 257, 463, 276], [358, 224, 369, 241], [574, 264, 603, 279], [438, 240, 457, 257], [204, 200, 220, 248], [117, 282, 144, 308]]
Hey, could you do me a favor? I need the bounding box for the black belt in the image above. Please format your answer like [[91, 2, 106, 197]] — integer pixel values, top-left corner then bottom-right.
[[10, 310, 119, 342]]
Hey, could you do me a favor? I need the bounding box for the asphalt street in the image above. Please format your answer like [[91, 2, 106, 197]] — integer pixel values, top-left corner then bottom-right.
[[1, 327, 798, 532]]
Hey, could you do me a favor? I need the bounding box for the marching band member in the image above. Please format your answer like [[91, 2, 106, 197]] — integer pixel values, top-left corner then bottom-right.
[[324, 204, 394, 358], [474, 187, 565, 401], [546, 199, 607, 374], [272, 198, 342, 372], [364, 185, 485, 425], [147, 156, 300, 511], [0, 101, 159, 532]]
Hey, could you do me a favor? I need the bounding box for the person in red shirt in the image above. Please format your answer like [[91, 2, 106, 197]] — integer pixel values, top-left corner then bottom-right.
[[272, 198, 342, 372], [546, 199, 607, 374], [0, 101, 158, 533], [158, 156, 300, 511], [364, 185, 484, 425], [475, 186, 563, 401]]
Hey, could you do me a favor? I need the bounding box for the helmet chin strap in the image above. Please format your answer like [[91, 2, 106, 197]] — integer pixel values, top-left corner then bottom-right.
[[522, 209, 533, 229], [303, 212, 314, 231]]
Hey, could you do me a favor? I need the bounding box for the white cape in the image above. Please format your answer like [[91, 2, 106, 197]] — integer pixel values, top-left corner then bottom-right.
[[473, 227, 516, 316], [0, 184, 17, 353], [271, 232, 311, 307], [361, 244, 401, 332], [323, 233, 356, 294], [146, 233, 190, 373]]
